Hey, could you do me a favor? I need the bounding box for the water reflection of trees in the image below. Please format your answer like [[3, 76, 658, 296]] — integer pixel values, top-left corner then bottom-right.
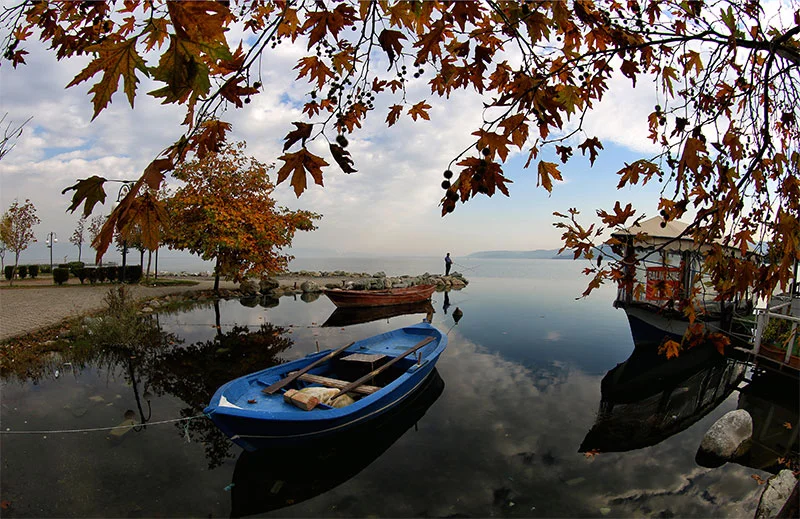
[[142, 322, 294, 467], [1, 295, 296, 468]]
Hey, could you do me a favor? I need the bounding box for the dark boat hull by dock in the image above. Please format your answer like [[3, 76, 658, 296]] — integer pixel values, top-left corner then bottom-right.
[[323, 284, 436, 308]]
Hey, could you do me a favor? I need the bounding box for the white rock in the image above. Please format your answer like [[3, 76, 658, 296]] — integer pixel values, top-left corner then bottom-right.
[[699, 409, 753, 460]]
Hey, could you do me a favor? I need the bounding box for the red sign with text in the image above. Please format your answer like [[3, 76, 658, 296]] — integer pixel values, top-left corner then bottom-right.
[[645, 267, 681, 301]]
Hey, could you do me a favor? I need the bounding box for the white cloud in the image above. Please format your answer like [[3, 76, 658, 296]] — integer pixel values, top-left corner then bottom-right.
[[0, 17, 673, 263]]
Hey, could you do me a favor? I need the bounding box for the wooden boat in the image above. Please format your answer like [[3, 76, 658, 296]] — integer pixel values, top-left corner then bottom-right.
[[323, 284, 436, 308], [322, 301, 434, 327], [203, 321, 447, 451], [229, 369, 444, 516]]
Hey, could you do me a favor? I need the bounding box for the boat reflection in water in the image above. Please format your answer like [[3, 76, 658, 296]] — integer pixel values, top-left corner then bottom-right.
[[229, 369, 445, 517], [579, 340, 747, 454], [322, 301, 435, 328]]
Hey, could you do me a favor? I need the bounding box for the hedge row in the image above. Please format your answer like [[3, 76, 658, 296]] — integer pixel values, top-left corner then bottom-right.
[[4, 264, 42, 280], [4, 263, 143, 285]]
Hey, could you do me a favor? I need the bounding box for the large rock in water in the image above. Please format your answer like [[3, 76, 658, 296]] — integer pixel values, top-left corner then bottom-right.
[[754, 470, 798, 519], [259, 276, 279, 294], [239, 278, 258, 295], [300, 280, 322, 293], [696, 409, 753, 465]]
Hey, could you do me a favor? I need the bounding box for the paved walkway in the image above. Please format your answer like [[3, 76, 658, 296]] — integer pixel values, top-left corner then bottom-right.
[[0, 278, 237, 342]]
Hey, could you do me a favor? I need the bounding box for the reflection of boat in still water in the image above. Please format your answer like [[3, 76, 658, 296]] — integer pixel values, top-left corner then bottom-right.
[[579, 343, 747, 453], [322, 301, 435, 328], [229, 369, 444, 517]]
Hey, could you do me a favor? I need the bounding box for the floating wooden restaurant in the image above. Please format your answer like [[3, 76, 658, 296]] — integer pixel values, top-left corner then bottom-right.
[[611, 216, 754, 341], [611, 216, 799, 374]]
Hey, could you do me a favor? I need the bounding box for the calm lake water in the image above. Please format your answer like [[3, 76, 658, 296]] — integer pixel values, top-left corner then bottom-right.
[[1, 258, 795, 517]]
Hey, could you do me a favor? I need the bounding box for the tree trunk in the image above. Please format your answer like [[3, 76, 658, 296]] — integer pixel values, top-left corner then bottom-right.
[[154, 248, 158, 280], [214, 256, 220, 294], [78, 244, 82, 263], [10, 252, 19, 287], [214, 298, 222, 337], [146, 250, 152, 283]]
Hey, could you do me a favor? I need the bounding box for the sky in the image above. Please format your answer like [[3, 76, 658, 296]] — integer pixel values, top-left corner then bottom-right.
[[0, 9, 671, 266]]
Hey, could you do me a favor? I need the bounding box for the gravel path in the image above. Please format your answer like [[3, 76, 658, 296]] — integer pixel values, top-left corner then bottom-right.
[[0, 278, 238, 342]]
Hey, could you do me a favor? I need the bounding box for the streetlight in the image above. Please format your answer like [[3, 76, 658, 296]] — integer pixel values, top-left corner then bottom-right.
[[115, 181, 134, 283], [46, 232, 57, 271]]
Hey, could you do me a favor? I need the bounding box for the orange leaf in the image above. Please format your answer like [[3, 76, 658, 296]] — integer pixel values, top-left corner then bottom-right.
[[537, 161, 562, 192], [597, 201, 635, 226], [378, 29, 406, 66], [408, 101, 431, 121], [67, 37, 148, 119], [577, 137, 603, 166], [584, 449, 600, 458], [707, 333, 731, 356], [283, 122, 313, 151], [386, 105, 403, 126], [276, 149, 329, 197], [783, 422, 793, 430], [62, 176, 108, 218], [329, 143, 356, 174], [658, 340, 681, 359], [294, 56, 334, 90]]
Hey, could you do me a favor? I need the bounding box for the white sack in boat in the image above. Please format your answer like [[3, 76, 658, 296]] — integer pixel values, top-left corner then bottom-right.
[[298, 387, 355, 408]]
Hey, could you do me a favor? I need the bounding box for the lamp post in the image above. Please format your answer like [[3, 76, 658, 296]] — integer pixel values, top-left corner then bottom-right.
[[46, 232, 57, 271], [116, 182, 134, 283]]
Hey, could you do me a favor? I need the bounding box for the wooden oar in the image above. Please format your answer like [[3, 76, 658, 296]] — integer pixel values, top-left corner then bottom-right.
[[262, 341, 355, 395], [331, 336, 435, 399]]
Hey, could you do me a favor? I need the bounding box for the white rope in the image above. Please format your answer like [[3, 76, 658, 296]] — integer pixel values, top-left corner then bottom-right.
[[0, 413, 208, 435]]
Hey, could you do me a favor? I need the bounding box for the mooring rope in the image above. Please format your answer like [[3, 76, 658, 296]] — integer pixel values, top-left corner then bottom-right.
[[0, 413, 208, 435]]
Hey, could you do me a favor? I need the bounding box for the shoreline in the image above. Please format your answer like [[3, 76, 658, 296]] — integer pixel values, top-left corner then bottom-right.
[[0, 271, 468, 343]]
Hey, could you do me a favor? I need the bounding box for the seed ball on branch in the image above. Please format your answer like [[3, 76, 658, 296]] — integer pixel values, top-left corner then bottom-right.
[[482, 147, 490, 156], [446, 190, 459, 201], [443, 169, 453, 179], [441, 180, 451, 189], [336, 135, 349, 147]]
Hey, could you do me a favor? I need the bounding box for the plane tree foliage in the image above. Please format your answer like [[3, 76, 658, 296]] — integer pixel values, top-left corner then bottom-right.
[[0, 198, 40, 285], [164, 141, 320, 291], [2, 0, 799, 314]]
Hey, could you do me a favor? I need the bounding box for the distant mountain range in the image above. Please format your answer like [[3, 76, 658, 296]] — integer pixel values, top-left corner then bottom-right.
[[466, 249, 568, 259], [467, 245, 617, 260]]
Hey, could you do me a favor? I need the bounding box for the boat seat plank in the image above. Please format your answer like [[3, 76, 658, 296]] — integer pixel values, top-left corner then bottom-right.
[[288, 371, 381, 394], [340, 353, 387, 363]]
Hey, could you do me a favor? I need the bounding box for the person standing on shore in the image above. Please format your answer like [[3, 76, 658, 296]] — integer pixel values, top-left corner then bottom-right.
[[444, 252, 452, 276]]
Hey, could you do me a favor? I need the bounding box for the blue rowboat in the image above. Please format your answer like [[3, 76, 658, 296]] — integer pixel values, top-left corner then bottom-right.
[[204, 321, 447, 451]]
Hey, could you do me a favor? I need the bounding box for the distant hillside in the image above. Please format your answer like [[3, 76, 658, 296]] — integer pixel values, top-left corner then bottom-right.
[[467, 245, 618, 260], [466, 249, 566, 259]]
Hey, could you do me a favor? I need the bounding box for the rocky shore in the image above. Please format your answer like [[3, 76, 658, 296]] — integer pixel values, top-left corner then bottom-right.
[[247, 270, 468, 297]]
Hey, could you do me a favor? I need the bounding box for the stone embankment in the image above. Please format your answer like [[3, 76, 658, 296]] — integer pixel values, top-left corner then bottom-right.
[[237, 270, 469, 298]]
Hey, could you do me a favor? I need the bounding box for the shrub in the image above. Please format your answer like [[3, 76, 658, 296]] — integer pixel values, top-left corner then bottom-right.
[[77, 267, 88, 284], [103, 266, 116, 283], [28, 264, 39, 278], [57, 263, 70, 269], [4, 266, 13, 280], [53, 267, 70, 285], [68, 261, 84, 278], [16, 265, 27, 279], [86, 267, 98, 284], [123, 265, 143, 284], [39, 264, 52, 274]]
